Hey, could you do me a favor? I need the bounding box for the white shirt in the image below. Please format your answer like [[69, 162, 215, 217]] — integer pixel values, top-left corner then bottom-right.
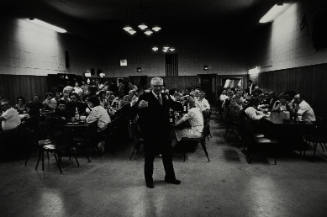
[[86, 105, 111, 131], [1, 107, 21, 131], [244, 107, 265, 120], [175, 107, 204, 141], [183, 107, 204, 131], [196, 98, 210, 112], [297, 100, 316, 122]]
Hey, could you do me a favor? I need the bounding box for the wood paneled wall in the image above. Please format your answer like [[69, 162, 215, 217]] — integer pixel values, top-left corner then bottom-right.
[[0, 74, 203, 106], [255, 63, 327, 118], [0, 74, 47, 104], [163, 76, 199, 90]]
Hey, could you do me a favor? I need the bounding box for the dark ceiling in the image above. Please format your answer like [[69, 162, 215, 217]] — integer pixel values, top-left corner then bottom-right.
[[1, 0, 279, 42], [43, 0, 259, 22]]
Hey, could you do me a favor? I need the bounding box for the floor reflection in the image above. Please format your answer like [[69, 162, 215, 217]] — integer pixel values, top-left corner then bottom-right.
[[38, 190, 66, 217], [248, 176, 283, 217]]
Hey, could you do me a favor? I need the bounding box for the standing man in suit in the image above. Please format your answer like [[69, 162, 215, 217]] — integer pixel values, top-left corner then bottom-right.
[[137, 77, 181, 188]]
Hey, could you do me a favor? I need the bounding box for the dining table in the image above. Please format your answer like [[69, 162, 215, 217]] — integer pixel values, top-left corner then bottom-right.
[[262, 111, 314, 150]]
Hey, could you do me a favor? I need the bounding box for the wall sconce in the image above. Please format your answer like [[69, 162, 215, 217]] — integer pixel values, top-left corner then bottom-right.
[[203, 65, 209, 71], [137, 67, 142, 72]]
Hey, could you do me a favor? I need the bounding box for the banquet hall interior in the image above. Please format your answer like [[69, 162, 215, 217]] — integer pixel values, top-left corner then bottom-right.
[[1, 0, 327, 217]]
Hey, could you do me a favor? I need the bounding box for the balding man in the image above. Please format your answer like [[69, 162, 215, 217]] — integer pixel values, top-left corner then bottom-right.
[[292, 94, 316, 123], [137, 77, 181, 188]]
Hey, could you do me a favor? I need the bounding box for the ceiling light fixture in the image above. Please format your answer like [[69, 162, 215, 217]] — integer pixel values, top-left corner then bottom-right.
[[127, 29, 137, 35], [162, 46, 169, 53], [152, 46, 159, 52], [144, 29, 153, 36], [123, 25, 133, 31], [169, 47, 175, 52], [152, 26, 162, 32], [259, 3, 291, 23], [123, 26, 137, 35], [28, 18, 67, 33], [138, 23, 148, 30]]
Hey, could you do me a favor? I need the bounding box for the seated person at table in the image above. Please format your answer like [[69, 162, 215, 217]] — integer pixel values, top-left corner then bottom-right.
[[86, 96, 111, 132], [272, 95, 289, 112], [291, 93, 316, 123], [43, 92, 57, 111], [175, 97, 204, 142], [53, 100, 70, 122], [67, 93, 87, 118], [0, 99, 21, 132], [86, 96, 111, 152], [244, 99, 268, 121], [14, 96, 27, 114], [196, 91, 210, 113]]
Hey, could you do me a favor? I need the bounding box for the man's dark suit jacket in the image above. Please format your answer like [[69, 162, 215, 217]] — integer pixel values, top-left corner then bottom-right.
[[137, 91, 181, 152]]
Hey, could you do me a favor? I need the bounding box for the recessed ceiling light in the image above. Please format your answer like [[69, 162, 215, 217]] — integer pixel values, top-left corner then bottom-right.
[[169, 47, 175, 52], [127, 29, 137, 35], [144, 29, 153, 36], [152, 46, 159, 52], [162, 47, 169, 53], [138, 23, 148, 30], [152, 26, 162, 32], [123, 25, 133, 32]]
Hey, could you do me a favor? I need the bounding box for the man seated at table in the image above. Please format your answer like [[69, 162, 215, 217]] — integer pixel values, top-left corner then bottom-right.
[[291, 93, 316, 123], [67, 93, 87, 118], [175, 96, 204, 143], [54, 100, 70, 122], [244, 99, 268, 121], [86, 96, 111, 152], [0, 99, 21, 132]]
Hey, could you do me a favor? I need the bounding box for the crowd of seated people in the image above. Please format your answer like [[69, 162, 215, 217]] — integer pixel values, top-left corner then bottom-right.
[[0, 78, 212, 160], [219, 84, 316, 124]]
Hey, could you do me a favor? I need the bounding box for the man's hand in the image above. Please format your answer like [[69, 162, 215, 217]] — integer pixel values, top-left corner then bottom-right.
[[138, 100, 149, 108]]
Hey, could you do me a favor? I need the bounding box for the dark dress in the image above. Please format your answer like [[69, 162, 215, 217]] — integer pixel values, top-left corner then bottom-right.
[[137, 91, 181, 183]]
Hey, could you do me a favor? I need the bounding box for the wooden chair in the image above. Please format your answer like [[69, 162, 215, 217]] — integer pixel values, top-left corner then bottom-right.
[[239, 113, 278, 165], [302, 120, 327, 158], [179, 134, 210, 162], [35, 139, 79, 174]]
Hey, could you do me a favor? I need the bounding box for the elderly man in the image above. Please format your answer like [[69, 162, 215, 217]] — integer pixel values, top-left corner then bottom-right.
[[137, 77, 181, 188], [291, 94, 316, 122]]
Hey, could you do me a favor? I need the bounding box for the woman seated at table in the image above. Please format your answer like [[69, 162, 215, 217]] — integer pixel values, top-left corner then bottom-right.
[[175, 96, 204, 142]]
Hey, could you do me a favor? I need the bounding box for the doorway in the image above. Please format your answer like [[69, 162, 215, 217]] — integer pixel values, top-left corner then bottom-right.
[[198, 74, 217, 105]]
